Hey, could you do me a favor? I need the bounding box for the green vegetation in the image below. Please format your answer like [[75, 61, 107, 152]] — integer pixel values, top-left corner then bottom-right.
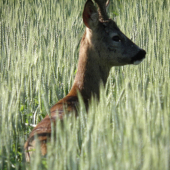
[[0, 0, 170, 169]]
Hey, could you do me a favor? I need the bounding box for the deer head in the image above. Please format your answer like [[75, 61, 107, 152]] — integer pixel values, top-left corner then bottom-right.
[[82, 0, 146, 67]]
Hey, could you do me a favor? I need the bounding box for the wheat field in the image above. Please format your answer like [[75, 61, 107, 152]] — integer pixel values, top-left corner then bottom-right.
[[0, 0, 170, 169]]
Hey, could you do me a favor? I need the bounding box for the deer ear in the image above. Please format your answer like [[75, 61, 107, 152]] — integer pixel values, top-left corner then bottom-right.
[[83, 0, 99, 29]]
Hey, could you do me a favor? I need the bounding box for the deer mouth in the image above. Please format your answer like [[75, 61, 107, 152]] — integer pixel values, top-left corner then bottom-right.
[[131, 50, 146, 65]]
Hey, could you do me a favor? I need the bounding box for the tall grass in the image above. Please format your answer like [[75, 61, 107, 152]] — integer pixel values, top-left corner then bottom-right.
[[0, 0, 170, 169]]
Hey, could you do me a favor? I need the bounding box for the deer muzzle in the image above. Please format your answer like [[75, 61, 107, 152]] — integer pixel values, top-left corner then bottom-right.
[[131, 49, 146, 65]]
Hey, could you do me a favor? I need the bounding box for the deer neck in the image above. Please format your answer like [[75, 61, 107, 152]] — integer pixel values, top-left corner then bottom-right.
[[68, 31, 111, 101]]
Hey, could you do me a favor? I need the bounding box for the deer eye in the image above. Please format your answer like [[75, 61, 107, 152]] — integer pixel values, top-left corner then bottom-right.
[[112, 36, 121, 42]]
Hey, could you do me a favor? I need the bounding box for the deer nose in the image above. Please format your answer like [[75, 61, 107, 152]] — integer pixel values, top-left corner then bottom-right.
[[139, 49, 146, 58], [131, 49, 146, 65]]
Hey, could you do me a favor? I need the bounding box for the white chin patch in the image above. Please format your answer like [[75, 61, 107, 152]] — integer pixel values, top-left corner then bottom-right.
[[133, 60, 143, 65]]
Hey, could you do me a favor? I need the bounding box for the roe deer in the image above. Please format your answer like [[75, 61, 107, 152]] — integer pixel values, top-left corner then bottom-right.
[[24, 0, 146, 161]]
